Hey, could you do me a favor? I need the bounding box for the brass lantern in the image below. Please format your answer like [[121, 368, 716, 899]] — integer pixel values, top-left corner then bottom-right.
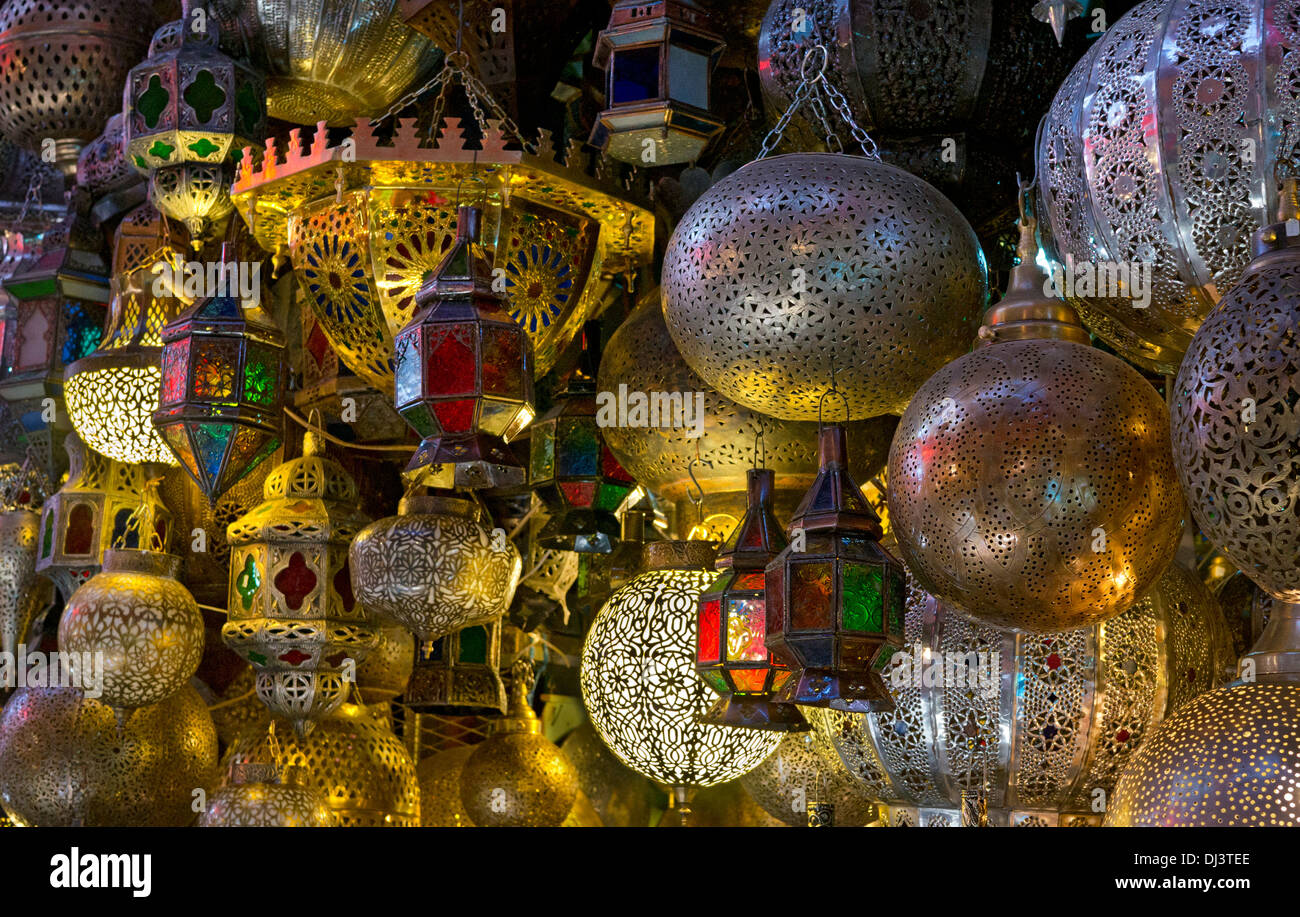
[[123, 0, 267, 248], [36, 433, 173, 600], [153, 242, 286, 504], [223, 430, 378, 737], [393, 205, 535, 488], [530, 323, 634, 552], [766, 423, 906, 712], [589, 0, 727, 166], [405, 618, 509, 713], [200, 762, 335, 827], [0, 464, 50, 658], [697, 467, 805, 731]]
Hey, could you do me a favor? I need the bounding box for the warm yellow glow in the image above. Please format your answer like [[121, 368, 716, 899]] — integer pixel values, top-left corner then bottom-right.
[[64, 366, 177, 466]]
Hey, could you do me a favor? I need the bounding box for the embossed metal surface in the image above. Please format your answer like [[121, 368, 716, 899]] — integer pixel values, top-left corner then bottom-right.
[[813, 561, 1232, 826], [662, 153, 986, 420], [1037, 0, 1300, 373], [598, 294, 897, 530], [580, 565, 781, 788], [888, 338, 1184, 631], [739, 728, 876, 827], [200, 764, 336, 827], [0, 685, 218, 827], [1170, 224, 1300, 603]]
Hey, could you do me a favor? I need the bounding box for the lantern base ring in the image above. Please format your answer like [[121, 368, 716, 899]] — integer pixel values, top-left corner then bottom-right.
[[777, 667, 896, 713], [538, 508, 621, 554], [697, 695, 811, 732], [407, 432, 525, 490]]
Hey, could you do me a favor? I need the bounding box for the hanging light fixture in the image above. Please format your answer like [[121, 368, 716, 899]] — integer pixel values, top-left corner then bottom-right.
[[530, 322, 634, 552], [222, 427, 378, 737], [123, 0, 267, 248], [59, 489, 204, 714], [581, 540, 781, 790], [0, 463, 51, 658], [697, 464, 806, 731], [349, 489, 522, 641], [405, 618, 511, 712], [886, 186, 1183, 632], [765, 414, 906, 713], [153, 241, 286, 504], [393, 204, 535, 489], [200, 762, 335, 827]]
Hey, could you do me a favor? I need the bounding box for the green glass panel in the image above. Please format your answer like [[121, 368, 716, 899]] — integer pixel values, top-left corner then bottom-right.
[[137, 74, 169, 129], [457, 625, 489, 663], [887, 565, 906, 633], [842, 563, 884, 633], [183, 69, 226, 124], [148, 139, 175, 161], [530, 420, 556, 482], [187, 137, 221, 158], [242, 348, 276, 406], [235, 554, 261, 611], [236, 81, 261, 133]]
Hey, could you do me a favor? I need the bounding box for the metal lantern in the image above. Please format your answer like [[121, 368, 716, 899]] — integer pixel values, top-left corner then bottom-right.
[[394, 205, 534, 487], [1107, 596, 1300, 827], [123, 0, 267, 248], [697, 467, 804, 731], [0, 465, 50, 658], [356, 618, 416, 706], [459, 660, 580, 827], [818, 560, 1233, 827], [59, 544, 204, 713], [1170, 181, 1300, 605], [580, 540, 782, 788], [64, 205, 184, 467], [766, 423, 906, 712], [531, 323, 633, 552], [661, 153, 987, 421], [589, 0, 727, 166], [75, 113, 139, 203], [405, 618, 509, 712], [223, 430, 378, 737], [887, 204, 1184, 632], [230, 117, 653, 395], [0, 684, 218, 827], [0, 0, 158, 176], [153, 242, 286, 504], [210, 0, 438, 127], [349, 491, 523, 642], [223, 701, 420, 826], [417, 744, 475, 827], [740, 729, 877, 827], [200, 762, 336, 827], [1036, 0, 1300, 373], [597, 294, 897, 535]]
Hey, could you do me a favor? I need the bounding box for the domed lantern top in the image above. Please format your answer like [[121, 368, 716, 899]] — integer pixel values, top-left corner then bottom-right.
[[153, 242, 285, 505], [765, 422, 906, 712], [589, 0, 727, 166], [395, 204, 535, 489]]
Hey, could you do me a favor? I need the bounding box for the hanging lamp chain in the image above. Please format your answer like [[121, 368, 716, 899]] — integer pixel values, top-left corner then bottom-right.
[[757, 44, 878, 161]]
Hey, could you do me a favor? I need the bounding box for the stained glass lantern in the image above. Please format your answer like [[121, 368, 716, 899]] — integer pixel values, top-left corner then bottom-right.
[[697, 467, 806, 731], [765, 423, 906, 713], [405, 619, 509, 713], [222, 430, 378, 737], [394, 205, 534, 488], [589, 0, 727, 166], [531, 323, 634, 552], [123, 0, 267, 248], [153, 242, 285, 504], [36, 432, 173, 599]]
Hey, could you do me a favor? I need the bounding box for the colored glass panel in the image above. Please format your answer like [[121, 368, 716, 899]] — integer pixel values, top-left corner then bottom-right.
[[839, 637, 875, 669], [477, 398, 520, 439], [731, 668, 769, 693], [771, 670, 793, 693], [842, 563, 884, 633], [433, 398, 475, 434], [480, 326, 522, 396], [182, 68, 226, 124], [192, 341, 238, 399], [64, 504, 94, 555], [425, 323, 477, 395], [400, 400, 436, 439], [137, 74, 169, 128], [530, 421, 556, 481], [593, 481, 629, 512], [600, 445, 632, 482], [887, 565, 906, 633], [726, 597, 767, 662], [394, 327, 421, 407], [273, 551, 317, 612], [235, 555, 261, 611], [161, 423, 200, 480], [40, 513, 52, 558], [555, 417, 598, 476], [559, 481, 596, 508], [457, 625, 488, 663], [734, 571, 765, 591], [333, 561, 355, 613], [242, 344, 277, 406], [701, 669, 728, 695], [790, 562, 833, 630], [697, 598, 720, 663], [159, 338, 190, 405], [194, 422, 233, 482]]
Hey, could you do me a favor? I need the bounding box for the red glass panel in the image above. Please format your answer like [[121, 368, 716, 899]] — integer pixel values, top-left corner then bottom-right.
[[480, 326, 521, 396], [433, 399, 475, 433], [333, 561, 355, 613], [790, 562, 833, 630], [559, 480, 596, 508], [64, 503, 95, 555], [600, 445, 633, 482], [425, 323, 477, 396], [273, 551, 318, 611], [771, 670, 793, 693], [697, 598, 720, 663], [734, 571, 765, 591]]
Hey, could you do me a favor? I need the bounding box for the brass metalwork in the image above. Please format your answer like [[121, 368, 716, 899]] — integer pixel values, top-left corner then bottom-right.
[[350, 493, 522, 642], [740, 729, 877, 827], [231, 118, 653, 393], [597, 295, 897, 532], [0, 685, 218, 826], [200, 762, 336, 827], [559, 720, 662, 828], [417, 744, 475, 827], [816, 561, 1232, 827], [357, 618, 415, 705], [0, 497, 48, 659], [662, 152, 987, 420]]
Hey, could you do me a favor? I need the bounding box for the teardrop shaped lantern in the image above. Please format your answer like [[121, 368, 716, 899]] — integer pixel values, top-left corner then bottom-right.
[[153, 242, 286, 504], [223, 429, 378, 737], [697, 467, 806, 731], [765, 421, 906, 713], [531, 322, 634, 552], [394, 205, 535, 489], [123, 0, 267, 248]]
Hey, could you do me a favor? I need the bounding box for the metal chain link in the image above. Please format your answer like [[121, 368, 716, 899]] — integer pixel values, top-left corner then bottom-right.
[[757, 44, 879, 161], [15, 171, 43, 226]]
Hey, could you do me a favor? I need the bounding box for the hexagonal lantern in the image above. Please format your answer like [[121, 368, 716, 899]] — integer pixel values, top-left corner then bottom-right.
[[223, 430, 377, 737], [530, 322, 634, 553], [405, 618, 512, 714], [153, 242, 285, 504], [589, 0, 726, 166], [765, 424, 906, 713], [123, 0, 266, 247], [394, 205, 534, 489], [697, 467, 806, 731]]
